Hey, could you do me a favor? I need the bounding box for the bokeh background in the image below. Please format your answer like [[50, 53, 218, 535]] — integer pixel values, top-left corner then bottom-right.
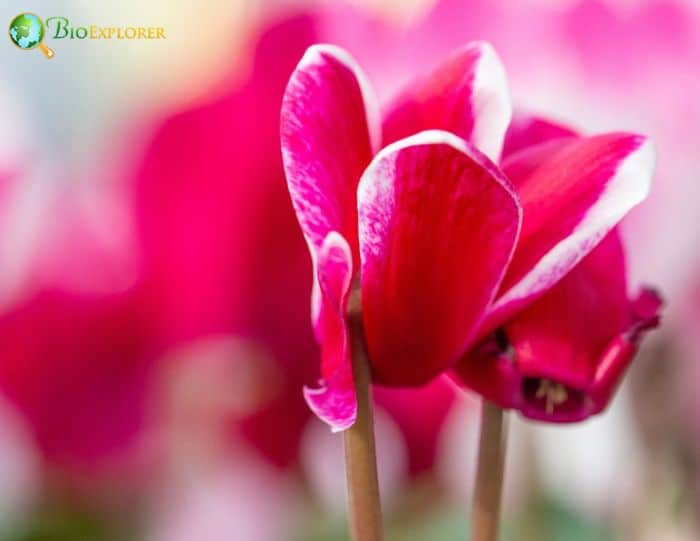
[[0, 0, 699, 539]]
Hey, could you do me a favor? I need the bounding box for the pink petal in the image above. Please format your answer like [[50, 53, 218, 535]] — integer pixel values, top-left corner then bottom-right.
[[485, 133, 655, 331], [382, 42, 511, 162], [502, 113, 577, 158], [358, 130, 521, 386], [281, 44, 380, 258], [499, 137, 576, 185], [588, 287, 662, 413], [303, 232, 356, 432], [505, 230, 629, 391], [498, 114, 578, 181]]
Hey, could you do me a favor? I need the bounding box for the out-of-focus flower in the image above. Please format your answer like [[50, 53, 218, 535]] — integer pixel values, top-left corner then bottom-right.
[[0, 35, 152, 485], [135, 14, 320, 470], [0, 288, 156, 473], [281, 39, 658, 429]]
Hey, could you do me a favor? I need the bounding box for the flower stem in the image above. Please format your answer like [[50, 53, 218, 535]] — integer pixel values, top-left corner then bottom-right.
[[343, 294, 383, 541], [472, 401, 509, 541]]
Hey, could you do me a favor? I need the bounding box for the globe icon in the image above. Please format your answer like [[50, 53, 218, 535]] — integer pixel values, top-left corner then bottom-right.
[[8, 13, 54, 58]]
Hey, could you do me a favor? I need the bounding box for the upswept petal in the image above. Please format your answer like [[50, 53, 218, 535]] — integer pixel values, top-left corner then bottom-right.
[[358, 130, 521, 386], [484, 133, 655, 332], [500, 138, 576, 185], [281, 44, 380, 335], [382, 42, 511, 162], [303, 232, 356, 431], [502, 114, 577, 158], [281, 43, 381, 259], [499, 114, 578, 181]]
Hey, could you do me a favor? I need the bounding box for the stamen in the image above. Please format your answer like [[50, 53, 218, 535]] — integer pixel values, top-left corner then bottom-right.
[[535, 379, 568, 414]]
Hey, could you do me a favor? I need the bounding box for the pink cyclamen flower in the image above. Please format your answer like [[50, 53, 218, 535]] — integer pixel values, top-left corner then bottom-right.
[[281, 41, 659, 430], [454, 117, 663, 422]]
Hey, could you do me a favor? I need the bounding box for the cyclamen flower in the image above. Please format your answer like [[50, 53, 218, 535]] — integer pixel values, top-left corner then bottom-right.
[[281, 41, 659, 431], [454, 118, 662, 422]]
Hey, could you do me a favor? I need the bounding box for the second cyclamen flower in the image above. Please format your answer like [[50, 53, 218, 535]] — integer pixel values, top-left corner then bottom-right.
[[281, 42, 658, 431]]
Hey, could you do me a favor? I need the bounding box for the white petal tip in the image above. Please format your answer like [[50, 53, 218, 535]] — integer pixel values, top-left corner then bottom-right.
[[303, 384, 357, 432], [297, 44, 381, 154]]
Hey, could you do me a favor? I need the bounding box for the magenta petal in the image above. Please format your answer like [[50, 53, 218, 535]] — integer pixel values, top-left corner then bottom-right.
[[303, 232, 356, 432], [382, 42, 511, 162], [499, 114, 578, 181], [358, 130, 521, 386], [281, 43, 381, 260], [505, 230, 629, 391], [500, 137, 576, 186], [502, 113, 578, 158], [486, 133, 655, 331], [588, 287, 663, 413], [627, 287, 663, 339]]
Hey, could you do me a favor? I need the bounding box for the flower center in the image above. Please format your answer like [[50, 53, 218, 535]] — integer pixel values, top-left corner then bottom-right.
[[535, 379, 568, 414]]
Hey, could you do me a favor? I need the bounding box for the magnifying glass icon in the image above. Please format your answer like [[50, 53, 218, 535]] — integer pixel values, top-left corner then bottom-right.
[[9, 13, 55, 59]]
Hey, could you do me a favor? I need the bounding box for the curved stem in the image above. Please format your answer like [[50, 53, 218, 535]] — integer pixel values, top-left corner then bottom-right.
[[343, 295, 383, 541], [472, 401, 509, 541]]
